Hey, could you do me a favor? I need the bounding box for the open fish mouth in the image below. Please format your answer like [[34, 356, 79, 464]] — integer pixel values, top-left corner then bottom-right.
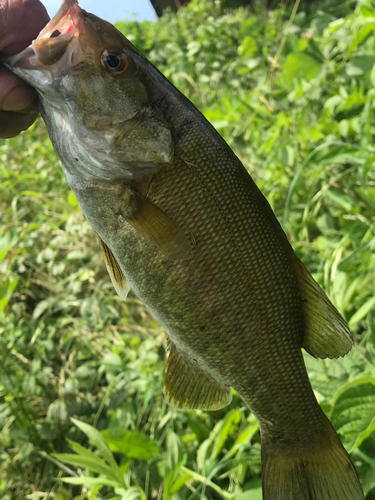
[[6, 0, 84, 71]]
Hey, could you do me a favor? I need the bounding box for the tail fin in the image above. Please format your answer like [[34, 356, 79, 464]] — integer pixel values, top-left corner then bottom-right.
[[261, 421, 364, 500]]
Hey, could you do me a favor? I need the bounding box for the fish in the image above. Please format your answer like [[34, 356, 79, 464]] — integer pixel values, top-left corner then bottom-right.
[[4, 1, 365, 499]]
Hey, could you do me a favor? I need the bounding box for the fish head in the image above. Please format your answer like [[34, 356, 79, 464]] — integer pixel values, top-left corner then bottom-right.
[[5, 0, 173, 181]]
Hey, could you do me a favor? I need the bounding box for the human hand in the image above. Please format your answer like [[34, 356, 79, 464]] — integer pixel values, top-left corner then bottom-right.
[[0, 0, 49, 138]]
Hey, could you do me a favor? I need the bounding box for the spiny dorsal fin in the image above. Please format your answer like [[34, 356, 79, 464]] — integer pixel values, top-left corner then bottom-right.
[[293, 258, 353, 359], [124, 191, 192, 261], [164, 340, 232, 411], [99, 237, 130, 300]]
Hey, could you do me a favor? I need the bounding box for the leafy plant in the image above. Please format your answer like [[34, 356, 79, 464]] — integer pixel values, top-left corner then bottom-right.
[[1, 0, 375, 498]]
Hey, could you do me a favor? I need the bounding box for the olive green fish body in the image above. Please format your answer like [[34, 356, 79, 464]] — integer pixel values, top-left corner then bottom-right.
[[5, 1, 364, 498], [70, 124, 324, 444]]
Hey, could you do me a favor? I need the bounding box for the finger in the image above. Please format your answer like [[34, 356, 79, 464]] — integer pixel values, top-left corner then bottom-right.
[[0, 66, 38, 112], [0, 110, 38, 138], [0, 0, 50, 55]]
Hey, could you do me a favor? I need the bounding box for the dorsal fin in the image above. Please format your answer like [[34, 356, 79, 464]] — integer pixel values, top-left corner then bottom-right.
[[293, 258, 353, 359]]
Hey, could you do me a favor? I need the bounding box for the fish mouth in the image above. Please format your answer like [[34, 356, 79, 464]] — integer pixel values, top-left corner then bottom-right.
[[6, 0, 85, 72]]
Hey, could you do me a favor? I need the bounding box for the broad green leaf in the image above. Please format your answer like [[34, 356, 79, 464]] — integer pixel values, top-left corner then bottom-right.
[[67, 439, 113, 467], [180, 466, 233, 499], [20, 190, 43, 197], [324, 189, 356, 212], [345, 54, 375, 76], [347, 23, 375, 56], [247, 102, 273, 119], [362, 462, 375, 495], [211, 410, 241, 459], [0, 228, 18, 264], [277, 52, 321, 89], [163, 466, 183, 500], [53, 491, 71, 500], [67, 190, 78, 207], [349, 296, 375, 328], [330, 377, 375, 452], [0, 248, 9, 265], [101, 428, 160, 460], [225, 420, 259, 460], [59, 476, 119, 487], [32, 298, 54, 320], [233, 478, 262, 500], [51, 453, 116, 478], [196, 435, 213, 473], [120, 486, 147, 500], [165, 431, 181, 472], [0, 277, 19, 315], [238, 36, 257, 57], [170, 472, 192, 495], [71, 418, 120, 473]]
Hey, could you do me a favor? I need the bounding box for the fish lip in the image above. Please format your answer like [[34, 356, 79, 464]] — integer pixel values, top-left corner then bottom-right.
[[5, 46, 37, 70], [38, 0, 81, 38], [6, 0, 85, 71]]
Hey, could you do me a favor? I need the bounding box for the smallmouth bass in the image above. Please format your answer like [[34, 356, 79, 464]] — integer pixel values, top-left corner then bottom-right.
[[4, 1, 364, 498]]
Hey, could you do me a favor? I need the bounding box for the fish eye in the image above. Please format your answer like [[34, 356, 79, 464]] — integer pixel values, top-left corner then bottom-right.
[[102, 50, 128, 74]]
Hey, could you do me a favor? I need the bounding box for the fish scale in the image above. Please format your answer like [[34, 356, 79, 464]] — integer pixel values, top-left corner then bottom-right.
[[132, 153, 317, 436], [4, 0, 365, 498]]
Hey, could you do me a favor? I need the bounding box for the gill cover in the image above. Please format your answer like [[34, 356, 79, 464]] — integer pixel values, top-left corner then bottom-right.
[[6, 0, 174, 181]]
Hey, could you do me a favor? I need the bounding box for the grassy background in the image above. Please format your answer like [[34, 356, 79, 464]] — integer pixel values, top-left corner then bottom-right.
[[1, 0, 375, 498]]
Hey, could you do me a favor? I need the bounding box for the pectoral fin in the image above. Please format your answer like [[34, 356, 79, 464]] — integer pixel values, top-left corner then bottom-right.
[[124, 192, 192, 261], [294, 258, 353, 359], [99, 238, 130, 300], [164, 340, 232, 410]]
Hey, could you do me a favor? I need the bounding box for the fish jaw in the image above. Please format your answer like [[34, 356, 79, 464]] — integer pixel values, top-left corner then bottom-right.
[[5, 1, 84, 95], [4, 0, 173, 182], [38, 0, 79, 39]]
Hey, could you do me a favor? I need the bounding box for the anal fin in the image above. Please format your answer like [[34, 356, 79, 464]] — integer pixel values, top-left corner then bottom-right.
[[293, 257, 353, 359], [99, 238, 130, 300], [164, 341, 232, 411]]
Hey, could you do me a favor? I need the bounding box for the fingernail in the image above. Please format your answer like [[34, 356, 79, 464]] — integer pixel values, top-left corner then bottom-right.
[[3, 85, 37, 111]]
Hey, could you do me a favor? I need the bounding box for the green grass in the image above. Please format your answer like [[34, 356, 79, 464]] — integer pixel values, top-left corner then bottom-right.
[[1, 0, 375, 498]]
